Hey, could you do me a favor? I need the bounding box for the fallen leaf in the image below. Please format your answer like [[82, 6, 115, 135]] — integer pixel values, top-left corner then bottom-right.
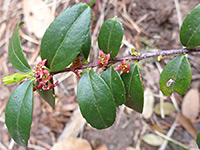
[[51, 137, 92, 150], [178, 113, 198, 139], [23, 0, 54, 38], [142, 134, 164, 146], [142, 88, 155, 119], [151, 124, 167, 134], [154, 102, 175, 115], [126, 147, 135, 150], [94, 144, 108, 150], [182, 88, 199, 120]]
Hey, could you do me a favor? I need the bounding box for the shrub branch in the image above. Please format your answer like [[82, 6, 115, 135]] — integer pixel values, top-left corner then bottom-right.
[[51, 47, 200, 75]]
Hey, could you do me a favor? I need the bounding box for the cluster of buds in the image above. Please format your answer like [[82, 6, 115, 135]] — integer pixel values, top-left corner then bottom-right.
[[115, 59, 131, 73], [71, 57, 83, 78], [34, 59, 58, 91], [97, 50, 110, 68]]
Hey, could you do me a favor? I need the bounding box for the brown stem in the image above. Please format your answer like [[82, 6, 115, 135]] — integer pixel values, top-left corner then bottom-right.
[[51, 47, 200, 75]]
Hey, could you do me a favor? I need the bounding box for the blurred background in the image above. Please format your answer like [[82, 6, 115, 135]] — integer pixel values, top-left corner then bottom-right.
[[0, 0, 200, 149]]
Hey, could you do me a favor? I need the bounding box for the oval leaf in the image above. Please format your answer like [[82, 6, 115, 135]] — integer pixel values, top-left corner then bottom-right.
[[182, 88, 199, 120], [180, 4, 200, 48], [121, 63, 144, 113], [154, 102, 176, 115], [8, 22, 32, 73], [142, 134, 164, 146], [98, 17, 124, 58], [80, 29, 91, 60], [196, 132, 200, 149], [77, 70, 116, 129], [40, 3, 92, 71], [101, 66, 126, 106], [159, 55, 192, 96], [5, 80, 33, 146]]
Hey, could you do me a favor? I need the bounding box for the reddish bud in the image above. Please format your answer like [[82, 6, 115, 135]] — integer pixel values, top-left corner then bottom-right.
[[115, 59, 131, 73], [97, 50, 110, 68]]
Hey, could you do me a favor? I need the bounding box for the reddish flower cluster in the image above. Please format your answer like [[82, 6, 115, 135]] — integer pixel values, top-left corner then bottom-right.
[[97, 50, 110, 68], [71, 57, 83, 71], [115, 59, 131, 73], [34, 59, 58, 91], [71, 57, 83, 78]]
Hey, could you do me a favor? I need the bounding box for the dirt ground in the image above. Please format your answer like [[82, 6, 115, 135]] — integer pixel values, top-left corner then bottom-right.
[[1, 0, 200, 150]]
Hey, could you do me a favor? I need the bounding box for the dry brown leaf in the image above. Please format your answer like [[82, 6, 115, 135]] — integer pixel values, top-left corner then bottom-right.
[[151, 124, 167, 134], [23, 0, 54, 38], [51, 137, 92, 150], [142, 88, 155, 119], [94, 144, 108, 150], [182, 88, 199, 120], [178, 113, 198, 139]]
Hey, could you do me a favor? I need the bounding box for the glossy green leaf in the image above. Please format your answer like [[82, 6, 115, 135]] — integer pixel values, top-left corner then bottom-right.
[[5, 80, 33, 146], [196, 132, 200, 148], [8, 22, 32, 73], [77, 70, 116, 129], [101, 66, 126, 106], [80, 29, 91, 60], [180, 4, 200, 48], [37, 88, 55, 109], [98, 17, 124, 58], [40, 3, 92, 71], [159, 55, 192, 96], [121, 63, 144, 113]]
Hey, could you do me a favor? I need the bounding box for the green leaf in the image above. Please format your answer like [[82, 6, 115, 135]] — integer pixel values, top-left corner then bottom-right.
[[159, 55, 192, 96], [101, 66, 126, 106], [98, 17, 124, 58], [197, 132, 200, 149], [180, 4, 200, 48], [40, 3, 92, 72], [5, 80, 33, 146], [8, 22, 32, 73], [77, 70, 116, 129], [121, 63, 144, 113], [80, 29, 91, 60], [37, 88, 55, 109]]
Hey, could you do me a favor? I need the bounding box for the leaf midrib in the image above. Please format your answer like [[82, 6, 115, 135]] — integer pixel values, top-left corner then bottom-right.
[[16, 80, 32, 144], [106, 20, 116, 54], [87, 71, 107, 127], [10, 35, 31, 72], [186, 23, 200, 47], [50, 7, 88, 69], [128, 64, 137, 97]]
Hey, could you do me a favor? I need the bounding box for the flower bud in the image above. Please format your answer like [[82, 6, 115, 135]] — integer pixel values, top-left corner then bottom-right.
[[3, 73, 28, 85]]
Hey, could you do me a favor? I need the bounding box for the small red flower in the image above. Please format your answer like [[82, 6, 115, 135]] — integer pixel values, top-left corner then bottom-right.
[[34, 59, 58, 91], [115, 59, 131, 73], [71, 57, 83, 71], [97, 50, 110, 68]]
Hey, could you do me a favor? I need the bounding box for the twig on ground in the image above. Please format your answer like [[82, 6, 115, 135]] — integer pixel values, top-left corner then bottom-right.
[[158, 115, 179, 150]]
